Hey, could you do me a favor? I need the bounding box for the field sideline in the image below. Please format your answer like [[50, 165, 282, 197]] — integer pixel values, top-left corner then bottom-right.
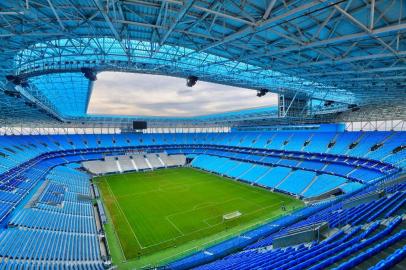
[[95, 167, 303, 265]]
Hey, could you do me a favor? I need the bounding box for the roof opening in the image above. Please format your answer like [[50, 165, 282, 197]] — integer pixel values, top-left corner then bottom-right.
[[87, 72, 277, 117]]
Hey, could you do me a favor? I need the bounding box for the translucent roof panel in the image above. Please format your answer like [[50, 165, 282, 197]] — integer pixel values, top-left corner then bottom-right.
[[28, 73, 91, 117], [0, 0, 404, 125]]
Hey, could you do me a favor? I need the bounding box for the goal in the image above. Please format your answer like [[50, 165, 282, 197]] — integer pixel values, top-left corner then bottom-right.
[[223, 211, 242, 222]]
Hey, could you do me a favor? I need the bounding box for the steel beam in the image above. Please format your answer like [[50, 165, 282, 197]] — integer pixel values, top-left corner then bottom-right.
[[197, 1, 323, 52], [159, 0, 195, 46], [277, 51, 406, 69], [262, 0, 278, 20], [93, 0, 121, 41], [237, 23, 406, 62], [303, 66, 406, 76]]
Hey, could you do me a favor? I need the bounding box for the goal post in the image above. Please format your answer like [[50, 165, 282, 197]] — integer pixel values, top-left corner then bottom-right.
[[222, 211, 242, 222]]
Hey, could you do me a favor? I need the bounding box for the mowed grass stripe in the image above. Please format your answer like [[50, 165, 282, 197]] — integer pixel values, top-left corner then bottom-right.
[[97, 178, 138, 258], [95, 167, 303, 260], [105, 179, 145, 249]]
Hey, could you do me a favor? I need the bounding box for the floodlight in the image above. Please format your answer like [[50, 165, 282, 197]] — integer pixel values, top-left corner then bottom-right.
[[186, 75, 198, 87], [256, 88, 268, 97], [80, 67, 97, 81]]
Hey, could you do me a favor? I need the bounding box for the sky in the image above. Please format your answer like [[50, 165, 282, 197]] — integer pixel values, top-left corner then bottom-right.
[[87, 72, 278, 117]]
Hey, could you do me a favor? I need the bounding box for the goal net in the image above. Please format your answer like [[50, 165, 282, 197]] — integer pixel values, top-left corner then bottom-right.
[[223, 211, 242, 221]]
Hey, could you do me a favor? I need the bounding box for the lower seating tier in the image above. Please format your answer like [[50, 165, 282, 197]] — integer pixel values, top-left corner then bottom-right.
[[191, 155, 357, 198], [0, 228, 101, 261], [0, 165, 104, 268]]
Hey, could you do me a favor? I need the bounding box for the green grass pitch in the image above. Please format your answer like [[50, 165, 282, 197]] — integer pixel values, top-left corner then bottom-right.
[[95, 167, 303, 262]]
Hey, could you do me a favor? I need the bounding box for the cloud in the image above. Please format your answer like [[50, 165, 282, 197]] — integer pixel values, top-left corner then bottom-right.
[[87, 72, 278, 117]]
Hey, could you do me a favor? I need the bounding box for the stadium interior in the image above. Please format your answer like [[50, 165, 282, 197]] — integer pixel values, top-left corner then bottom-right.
[[0, 0, 405, 270]]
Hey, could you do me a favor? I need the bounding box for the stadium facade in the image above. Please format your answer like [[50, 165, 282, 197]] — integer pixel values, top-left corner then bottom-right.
[[0, 1, 405, 269]]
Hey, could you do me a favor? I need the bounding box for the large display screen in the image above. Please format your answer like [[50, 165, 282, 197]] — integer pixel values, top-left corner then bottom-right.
[[132, 121, 147, 130]]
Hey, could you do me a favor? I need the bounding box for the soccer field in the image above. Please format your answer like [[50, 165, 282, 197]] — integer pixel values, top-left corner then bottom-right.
[[95, 167, 303, 261]]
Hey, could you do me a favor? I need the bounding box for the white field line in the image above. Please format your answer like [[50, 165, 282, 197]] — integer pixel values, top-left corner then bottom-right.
[[157, 185, 189, 193], [103, 168, 292, 255], [98, 178, 127, 262], [116, 171, 204, 199], [157, 203, 296, 265], [165, 197, 242, 220], [193, 201, 214, 210], [139, 199, 290, 252], [148, 197, 265, 248], [165, 215, 185, 236], [141, 198, 240, 249], [114, 182, 189, 198], [202, 201, 283, 226], [105, 178, 146, 250]]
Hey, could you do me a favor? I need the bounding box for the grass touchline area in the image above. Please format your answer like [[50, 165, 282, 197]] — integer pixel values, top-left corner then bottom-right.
[[95, 167, 304, 269]]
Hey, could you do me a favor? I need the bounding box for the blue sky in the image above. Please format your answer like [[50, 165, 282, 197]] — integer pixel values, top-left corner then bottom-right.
[[88, 72, 278, 117]]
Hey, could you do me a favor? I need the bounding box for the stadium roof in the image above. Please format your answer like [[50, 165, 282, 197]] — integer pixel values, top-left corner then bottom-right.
[[0, 0, 405, 127]]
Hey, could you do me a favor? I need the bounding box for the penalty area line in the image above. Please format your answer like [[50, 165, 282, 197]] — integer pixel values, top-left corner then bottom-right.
[[165, 215, 185, 236]]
